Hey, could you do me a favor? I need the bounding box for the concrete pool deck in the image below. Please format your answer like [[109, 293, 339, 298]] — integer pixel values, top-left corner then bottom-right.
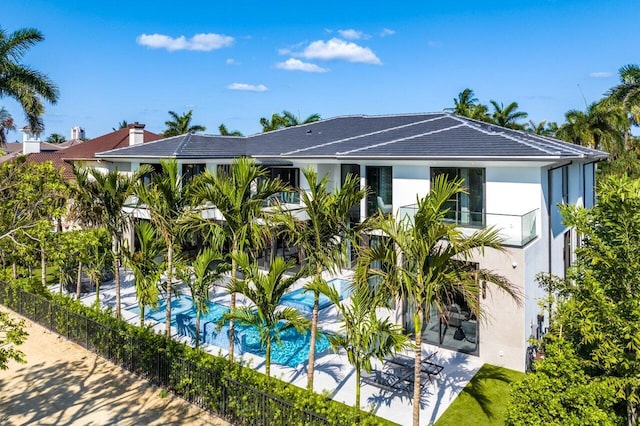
[[73, 269, 485, 426]]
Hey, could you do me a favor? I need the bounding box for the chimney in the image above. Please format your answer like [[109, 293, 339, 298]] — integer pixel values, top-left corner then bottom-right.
[[20, 125, 42, 154], [71, 126, 85, 140], [128, 122, 145, 146]]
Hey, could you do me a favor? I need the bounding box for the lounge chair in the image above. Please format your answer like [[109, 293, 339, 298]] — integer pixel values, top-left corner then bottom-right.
[[361, 369, 412, 393], [377, 196, 393, 214]]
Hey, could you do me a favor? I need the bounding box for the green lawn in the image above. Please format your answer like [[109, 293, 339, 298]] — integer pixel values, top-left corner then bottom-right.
[[435, 364, 525, 426]]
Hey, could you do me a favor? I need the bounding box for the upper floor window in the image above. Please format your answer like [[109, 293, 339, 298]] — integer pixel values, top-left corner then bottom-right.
[[366, 166, 392, 217], [341, 164, 361, 224], [182, 163, 206, 185], [561, 165, 569, 204], [141, 163, 162, 187], [431, 167, 485, 227]]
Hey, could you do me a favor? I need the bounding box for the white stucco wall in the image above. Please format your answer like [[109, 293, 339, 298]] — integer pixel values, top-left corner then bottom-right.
[[392, 164, 429, 214]]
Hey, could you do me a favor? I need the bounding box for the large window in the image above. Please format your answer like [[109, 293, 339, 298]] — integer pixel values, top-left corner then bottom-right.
[[366, 166, 392, 217], [182, 163, 206, 185], [431, 167, 485, 227], [141, 163, 162, 187], [341, 164, 361, 224], [269, 167, 299, 188]]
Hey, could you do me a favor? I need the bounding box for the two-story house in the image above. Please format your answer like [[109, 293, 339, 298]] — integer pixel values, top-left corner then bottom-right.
[[94, 112, 607, 371]]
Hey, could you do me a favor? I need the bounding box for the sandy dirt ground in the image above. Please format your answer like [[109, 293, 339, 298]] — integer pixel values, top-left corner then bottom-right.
[[0, 310, 231, 426]]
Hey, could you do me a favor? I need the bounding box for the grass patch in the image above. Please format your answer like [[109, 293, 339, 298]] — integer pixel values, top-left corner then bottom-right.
[[435, 364, 525, 426]]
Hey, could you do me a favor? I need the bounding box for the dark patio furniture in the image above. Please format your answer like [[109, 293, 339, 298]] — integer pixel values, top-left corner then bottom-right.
[[361, 369, 412, 393], [385, 354, 444, 384]]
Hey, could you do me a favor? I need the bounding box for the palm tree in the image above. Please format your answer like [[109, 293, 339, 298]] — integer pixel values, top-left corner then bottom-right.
[[187, 157, 288, 360], [0, 106, 15, 147], [281, 110, 321, 127], [445, 89, 491, 121], [0, 27, 59, 130], [605, 64, 640, 125], [135, 159, 190, 339], [556, 102, 628, 156], [260, 110, 321, 132], [318, 281, 409, 409], [526, 120, 558, 137], [162, 110, 206, 137], [177, 247, 226, 349], [489, 100, 528, 130], [71, 164, 151, 317], [223, 253, 309, 377], [46, 133, 66, 144], [259, 113, 287, 132], [113, 120, 128, 131], [218, 124, 243, 136], [281, 167, 367, 391], [124, 221, 165, 327], [356, 174, 521, 426]]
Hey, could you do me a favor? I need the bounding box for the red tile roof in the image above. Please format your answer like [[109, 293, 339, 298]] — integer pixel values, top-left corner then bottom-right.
[[61, 123, 162, 162], [25, 151, 75, 180]]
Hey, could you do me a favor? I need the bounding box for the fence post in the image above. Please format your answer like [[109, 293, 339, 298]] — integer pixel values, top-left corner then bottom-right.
[[66, 308, 70, 339], [49, 300, 53, 331], [85, 316, 89, 349]]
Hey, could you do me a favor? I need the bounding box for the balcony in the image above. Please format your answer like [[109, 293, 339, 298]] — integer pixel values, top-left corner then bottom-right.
[[263, 191, 301, 207], [398, 204, 538, 247]]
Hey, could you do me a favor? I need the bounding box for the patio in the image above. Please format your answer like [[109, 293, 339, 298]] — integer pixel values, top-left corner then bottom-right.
[[76, 270, 484, 426]]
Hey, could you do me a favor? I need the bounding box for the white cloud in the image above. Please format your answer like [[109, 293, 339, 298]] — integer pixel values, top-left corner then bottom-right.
[[299, 38, 381, 65], [226, 83, 269, 92], [276, 58, 329, 73], [226, 58, 237, 65], [136, 33, 234, 51], [589, 71, 613, 78], [380, 28, 395, 37], [338, 29, 370, 40]]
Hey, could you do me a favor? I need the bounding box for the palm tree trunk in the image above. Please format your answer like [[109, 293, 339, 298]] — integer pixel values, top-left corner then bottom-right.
[[306, 269, 321, 390], [228, 251, 237, 361], [165, 242, 173, 340], [266, 336, 271, 377], [140, 304, 145, 327], [96, 281, 100, 304], [76, 261, 83, 300], [195, 310, 201, 350], [41, 245, 46, 288], [355, 365, 361, 409], [413, 308, 423, 426], [12, 262, 17, 279], [113, 236, 121, 318]]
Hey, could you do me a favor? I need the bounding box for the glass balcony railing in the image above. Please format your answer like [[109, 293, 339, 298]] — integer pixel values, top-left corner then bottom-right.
[[398, 204, 538, 247], [262, 191, 301, 207]]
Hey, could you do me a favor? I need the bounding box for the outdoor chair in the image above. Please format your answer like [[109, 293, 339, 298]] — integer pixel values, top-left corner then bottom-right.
[[377, 196, 393, 214]]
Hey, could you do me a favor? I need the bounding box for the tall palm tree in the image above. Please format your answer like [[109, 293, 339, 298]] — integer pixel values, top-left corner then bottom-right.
[[162, 110, 206, 137], [605, 64, 640, 125], [0, 106, 15, 147], [281, 167, 367, 391], [356, 175, 521, 426], [177, 247, 226, 349], [318, 280, 409, 409], [556, 102, 628, 156], [223, 253, 309, 377], [489, 100, 528, 130], [124, 221, 165, 327], [218, 124, 243, 137], [0, 27, 59, 130], [72, 164, 151, 317], [135, 159, 189, 339], [113, 120, 128, 131], [187, 157, 288, 359]]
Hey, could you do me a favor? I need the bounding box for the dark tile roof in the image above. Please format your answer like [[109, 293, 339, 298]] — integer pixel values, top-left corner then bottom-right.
[[96, 113, 608, 161]]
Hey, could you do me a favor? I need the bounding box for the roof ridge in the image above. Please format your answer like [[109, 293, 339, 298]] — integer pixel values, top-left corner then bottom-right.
[[281, 115, 448, 156], [174, 132, 192, 156], [459, 122, 560, 156], [337, 123, 466, 155], [98, 134, 182, 155]]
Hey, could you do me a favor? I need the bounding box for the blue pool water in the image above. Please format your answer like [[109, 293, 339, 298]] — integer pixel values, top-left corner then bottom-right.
[[281, 278, 351, 313], [126, 295, 330, 367]]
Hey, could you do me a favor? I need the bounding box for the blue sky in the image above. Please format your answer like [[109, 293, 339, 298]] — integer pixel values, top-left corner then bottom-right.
[[3, 1, 639, 140]]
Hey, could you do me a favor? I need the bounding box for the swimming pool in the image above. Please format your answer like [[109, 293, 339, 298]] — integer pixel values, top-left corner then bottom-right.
[[281, 277, 351, 313], [126, 295, 330, 367]]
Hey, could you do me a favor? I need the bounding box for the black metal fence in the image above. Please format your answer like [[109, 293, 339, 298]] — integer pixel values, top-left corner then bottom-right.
[[0, 283, 333, 426]]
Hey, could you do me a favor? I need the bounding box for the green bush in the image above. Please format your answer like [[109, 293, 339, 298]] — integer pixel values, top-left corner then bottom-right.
[[0, 281, 396, 426]]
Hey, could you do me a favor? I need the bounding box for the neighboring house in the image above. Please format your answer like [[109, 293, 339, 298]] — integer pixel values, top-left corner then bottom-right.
[[95, 112, 607, 371]]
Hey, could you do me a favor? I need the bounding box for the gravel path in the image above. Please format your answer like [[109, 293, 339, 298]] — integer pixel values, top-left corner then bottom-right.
[[0, 310, 231, 426]]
